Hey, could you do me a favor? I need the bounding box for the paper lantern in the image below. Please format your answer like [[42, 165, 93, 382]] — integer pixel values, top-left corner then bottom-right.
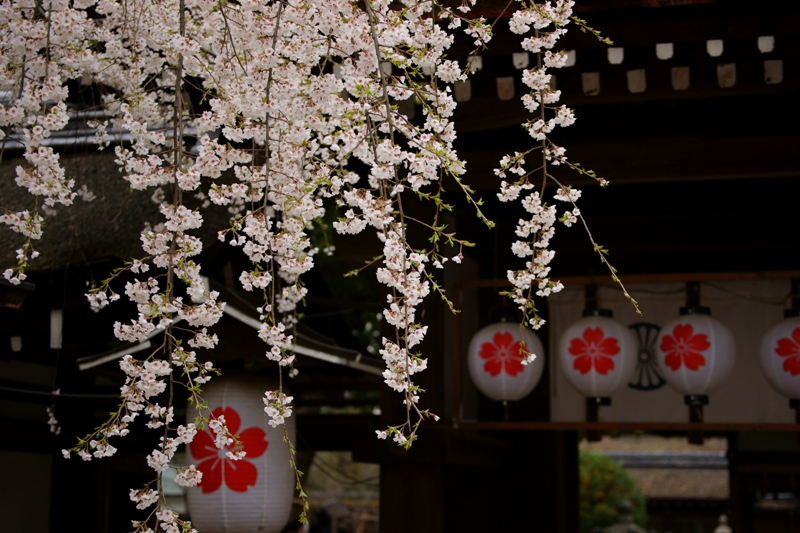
[[760, 311, 800, 402], [558, 310, 637, 400], [186, 375, 295, 533], [656, 308, 735, 401], [467, 322, 545, 401]]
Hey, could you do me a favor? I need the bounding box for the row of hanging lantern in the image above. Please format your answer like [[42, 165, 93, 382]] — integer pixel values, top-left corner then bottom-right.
[[467, 281, 800, 434]]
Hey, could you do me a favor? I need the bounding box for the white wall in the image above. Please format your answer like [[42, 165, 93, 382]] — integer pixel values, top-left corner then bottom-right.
[[549, 280, 794, 423]]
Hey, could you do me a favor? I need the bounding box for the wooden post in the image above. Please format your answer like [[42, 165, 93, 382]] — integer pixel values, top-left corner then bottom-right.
[[586, 397, 610, 442], [686, 280, 701, 309], [584, 284, 598, 312], [686, 394, 707, 445], [684, 281, 706, 444], [584, 284, 604, 442]]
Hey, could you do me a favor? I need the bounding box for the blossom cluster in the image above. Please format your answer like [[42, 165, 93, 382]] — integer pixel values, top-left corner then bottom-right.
[[264, 390, 294, 428], [188, 0, 485, 442], [0, 0, 627, 526], [0, 0, 88, 283], [494, 1, 585, 336], [46, 406, 61, 435]]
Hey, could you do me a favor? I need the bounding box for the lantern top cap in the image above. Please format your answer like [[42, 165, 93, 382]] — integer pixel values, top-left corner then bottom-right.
[[495, 313, 518, 323], [785, 309, 800, 318], [582, 308, 613, 318], [680, 305, 711, 316], [489, 303, 519, 324]]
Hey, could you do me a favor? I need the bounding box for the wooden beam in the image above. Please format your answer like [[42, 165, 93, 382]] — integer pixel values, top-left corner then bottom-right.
[[453, 81, 800, 132], [451, 4, 800, 47], [453, 270, 800, 290], [463, 0, 722, 20], [456, 134, 800, 188]]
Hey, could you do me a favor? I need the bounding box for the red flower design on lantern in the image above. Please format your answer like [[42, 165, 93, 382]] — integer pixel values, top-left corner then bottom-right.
[[775, 327, 800, 376], [660, 324, 710, 372], [568, 327, 620, 375], [479, 332, 525, 377], [190, 406, 268, 494]]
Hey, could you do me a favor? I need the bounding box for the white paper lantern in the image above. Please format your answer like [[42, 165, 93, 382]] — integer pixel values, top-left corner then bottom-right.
[[558, 312, 637, 399], [186, 375, 295, 533], [760, 312, 800, 401], [467, 322, 545, 401], [656, 310, 735, 398]]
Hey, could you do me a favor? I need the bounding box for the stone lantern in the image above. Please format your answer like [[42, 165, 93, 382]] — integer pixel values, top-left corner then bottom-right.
[[713, 515, 732, 533], [594, 500, 648, 533]]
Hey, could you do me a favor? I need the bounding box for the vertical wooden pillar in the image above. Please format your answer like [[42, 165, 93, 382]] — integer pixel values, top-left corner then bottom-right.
[[380, 462, 444, 533], [49, 445, 111, 533], [726, 433, 754, 533], [512, 431, 579, 533], [559, 431, 581, 533], [378, 430, 580, 533]]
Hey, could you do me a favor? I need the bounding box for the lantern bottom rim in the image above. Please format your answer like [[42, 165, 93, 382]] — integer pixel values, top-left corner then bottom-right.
[[684, 394, 709, 406], [587, 396, 612, 406], [582, 308, 613, 318]]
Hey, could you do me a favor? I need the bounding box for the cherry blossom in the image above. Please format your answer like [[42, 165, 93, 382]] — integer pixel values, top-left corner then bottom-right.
[[263, 390, 294, 428], [496, 0, 637, 331]]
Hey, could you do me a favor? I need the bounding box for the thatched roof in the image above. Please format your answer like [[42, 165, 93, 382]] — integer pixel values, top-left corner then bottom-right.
[[0, 150, 160, 271], [0, 147, 235, 272], [582, 435, 730, 500], [627, 468, 729, 500], [581, 435, 728, 453]]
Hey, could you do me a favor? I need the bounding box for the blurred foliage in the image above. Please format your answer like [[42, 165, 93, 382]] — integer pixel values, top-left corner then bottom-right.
[[308, 200, 383, 356], [351, 311, 383, 355], [579, 450, 648, 533]]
